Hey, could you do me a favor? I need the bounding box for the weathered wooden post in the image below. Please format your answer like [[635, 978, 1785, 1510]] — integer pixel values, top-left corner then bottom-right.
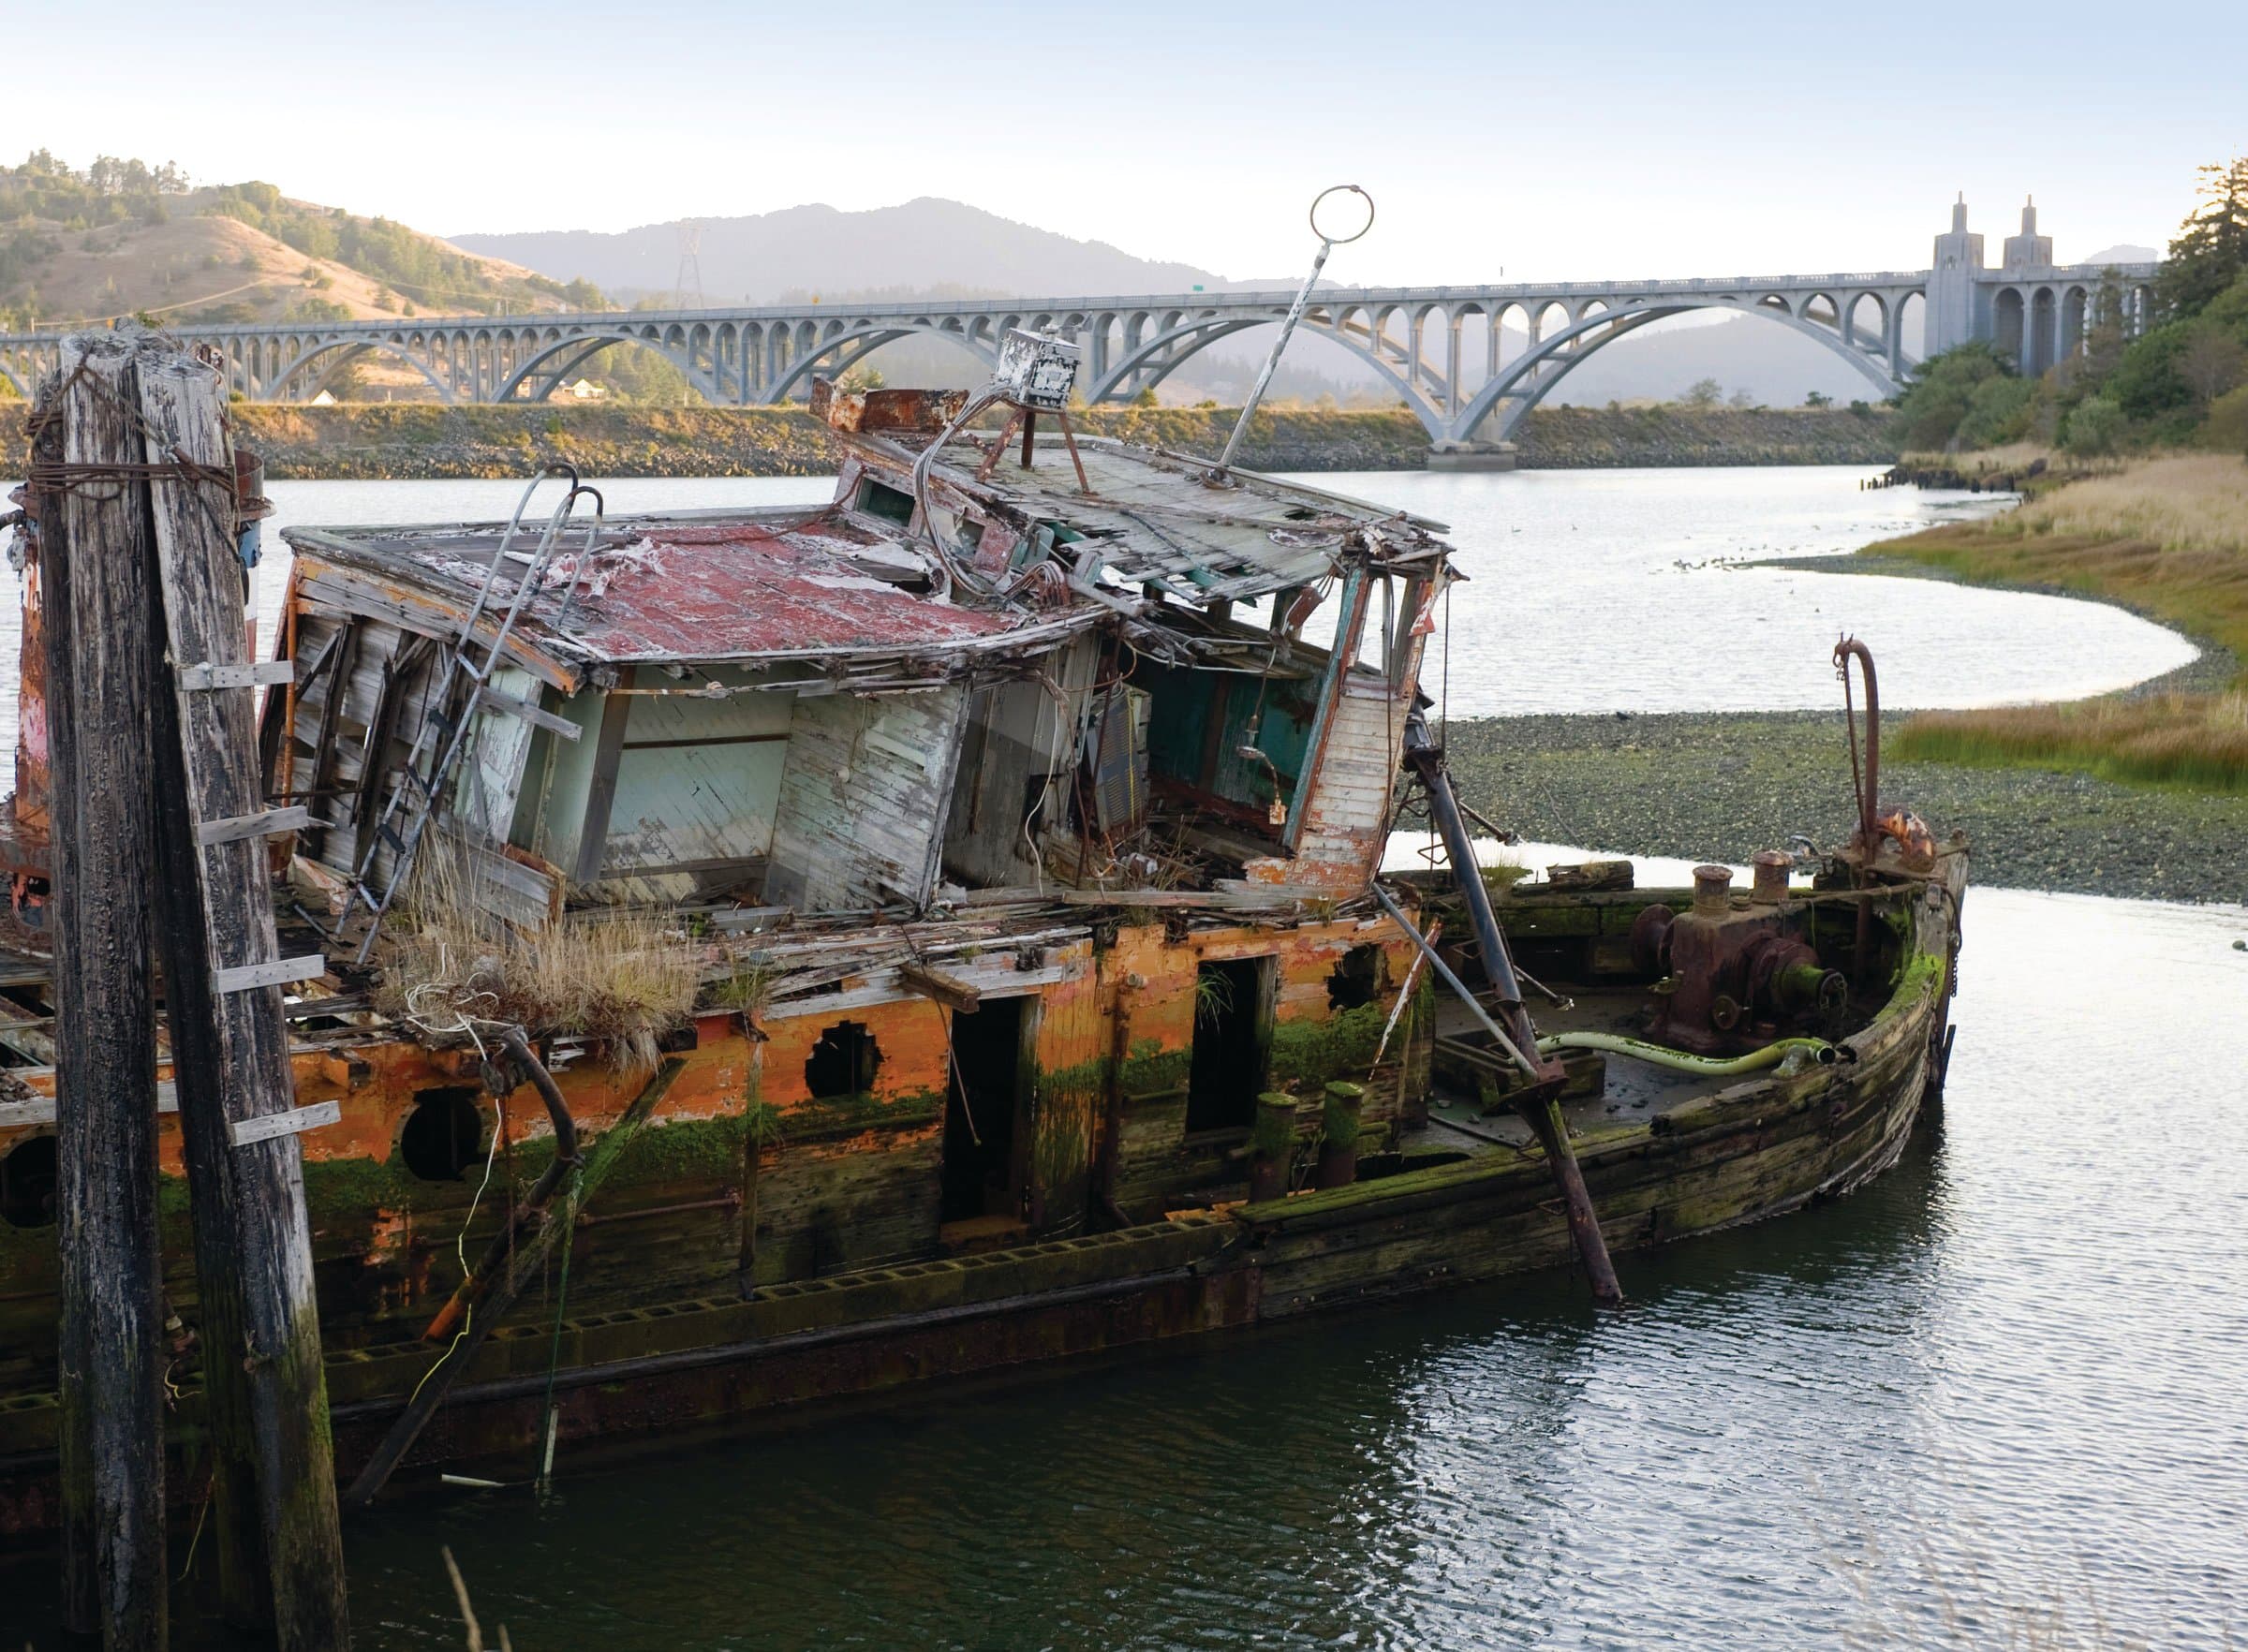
[[32, 333, 170, 1646], [135, 337, 352, 1648], [1248, 1092, 1296, 1202], [1316, 1081, 1364, 1189]]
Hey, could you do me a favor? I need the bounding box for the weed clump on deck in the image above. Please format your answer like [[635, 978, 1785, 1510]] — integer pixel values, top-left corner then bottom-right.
[[373, 855, 700, 1071]]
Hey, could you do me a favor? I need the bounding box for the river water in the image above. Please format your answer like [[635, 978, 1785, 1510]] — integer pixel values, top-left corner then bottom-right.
[[7, 465, 2244, 1647]]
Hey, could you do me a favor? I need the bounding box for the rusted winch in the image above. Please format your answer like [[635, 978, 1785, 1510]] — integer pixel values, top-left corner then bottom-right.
[[1631, 861, 1847, 1056]]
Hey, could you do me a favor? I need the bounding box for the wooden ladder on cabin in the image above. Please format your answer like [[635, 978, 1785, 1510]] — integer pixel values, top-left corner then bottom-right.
[[331, 464, 604, 961]]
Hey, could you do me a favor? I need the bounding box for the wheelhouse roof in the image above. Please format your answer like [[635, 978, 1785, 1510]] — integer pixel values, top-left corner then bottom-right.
[[282, 505, 1097, 683], [857, 426, 1454, 603]]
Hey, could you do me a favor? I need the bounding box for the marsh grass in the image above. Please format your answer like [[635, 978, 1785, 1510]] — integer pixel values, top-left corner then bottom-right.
[[374, 850, 701, 1071], [1868, 454, 2248, 791], [1894, 692, 2248, 793]]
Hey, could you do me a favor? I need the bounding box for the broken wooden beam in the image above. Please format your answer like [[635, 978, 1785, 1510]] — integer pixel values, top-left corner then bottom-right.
[[899, 960, 981, 1013]]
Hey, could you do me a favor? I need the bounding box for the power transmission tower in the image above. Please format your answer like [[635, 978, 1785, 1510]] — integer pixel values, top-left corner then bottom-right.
[[674, 221, 704, 309]]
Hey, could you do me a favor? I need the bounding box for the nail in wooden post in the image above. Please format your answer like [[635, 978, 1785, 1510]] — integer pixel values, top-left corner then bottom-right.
[[36, 334, 169, 1645], [137, 340, 350, 1648]]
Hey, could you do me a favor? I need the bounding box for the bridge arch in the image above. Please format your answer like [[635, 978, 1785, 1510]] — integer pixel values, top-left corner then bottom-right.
[[487, 329, 731, 404], [1451, 294, 1907, 444], [761, 319, 998, 405], [1082, 310, 1447, 435], [267, 335, 458, 404]]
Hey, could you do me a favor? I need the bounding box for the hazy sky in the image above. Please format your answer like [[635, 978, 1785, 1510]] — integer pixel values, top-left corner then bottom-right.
[[11, 0, 2242, 285]]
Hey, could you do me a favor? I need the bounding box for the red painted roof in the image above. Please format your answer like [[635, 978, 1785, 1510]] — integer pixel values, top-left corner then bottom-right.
[[286, 506, 1078, 668]]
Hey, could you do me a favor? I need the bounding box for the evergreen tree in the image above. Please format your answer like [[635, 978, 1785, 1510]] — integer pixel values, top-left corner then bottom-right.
[[2160, 157, 2248, 318]]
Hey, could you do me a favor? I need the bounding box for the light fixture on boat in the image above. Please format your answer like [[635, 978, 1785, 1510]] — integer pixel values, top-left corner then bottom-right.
[[1211, 184, 1375, 479]]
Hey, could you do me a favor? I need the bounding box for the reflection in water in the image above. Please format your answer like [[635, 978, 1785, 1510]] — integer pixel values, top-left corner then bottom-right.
[[327, 891, 2248, 1651]]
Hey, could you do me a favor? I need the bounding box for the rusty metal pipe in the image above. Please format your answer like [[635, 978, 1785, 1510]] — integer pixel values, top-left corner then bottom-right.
[[1834, 638, 1880, 852], [419, 1026, 580, 1345], [1834, 638, 1882, 981]]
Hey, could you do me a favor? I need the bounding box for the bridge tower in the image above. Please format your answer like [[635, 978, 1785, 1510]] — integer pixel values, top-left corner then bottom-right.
[[1925, 194, 1986, 359], [2001, 197, 2052, 271]]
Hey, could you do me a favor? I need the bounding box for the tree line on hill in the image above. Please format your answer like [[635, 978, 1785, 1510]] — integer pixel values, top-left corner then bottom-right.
[[0, 150, 609, 332], [1896, 158, 2248, 458]]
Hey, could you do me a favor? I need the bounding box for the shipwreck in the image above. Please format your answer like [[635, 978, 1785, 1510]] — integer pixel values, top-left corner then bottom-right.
[[0, 332, 1966, 1550]]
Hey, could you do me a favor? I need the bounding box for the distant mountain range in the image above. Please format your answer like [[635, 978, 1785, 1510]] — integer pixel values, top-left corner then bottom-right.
[[451, 199, 1261, 307]]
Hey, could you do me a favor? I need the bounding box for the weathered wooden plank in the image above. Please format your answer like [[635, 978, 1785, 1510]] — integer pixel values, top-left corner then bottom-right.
[[479, 682, 583, 740], [213, 954, 328, 994], [181, 658, 296, 690], [197, 805, 312, 846], [0, 996, 57, 1065], [225, 1100, 343, 1149], [36, 334, 169, 1645], [139, 341, 352, 1646]]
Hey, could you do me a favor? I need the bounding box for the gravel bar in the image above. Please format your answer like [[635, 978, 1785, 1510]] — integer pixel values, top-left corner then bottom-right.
[[1441, 709, 2248, 907]]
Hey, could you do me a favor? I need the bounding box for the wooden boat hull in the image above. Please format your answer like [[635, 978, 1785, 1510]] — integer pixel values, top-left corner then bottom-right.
[[0, 864, 1959, 1532]]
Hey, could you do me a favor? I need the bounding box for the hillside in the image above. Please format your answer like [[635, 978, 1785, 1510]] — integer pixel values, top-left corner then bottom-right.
[[451, 198, 1248, 305], [0, 151, 604, 332]]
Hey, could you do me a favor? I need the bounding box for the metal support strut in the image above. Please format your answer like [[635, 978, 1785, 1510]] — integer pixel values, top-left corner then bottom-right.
[[1399, 711, 1624, 1306]]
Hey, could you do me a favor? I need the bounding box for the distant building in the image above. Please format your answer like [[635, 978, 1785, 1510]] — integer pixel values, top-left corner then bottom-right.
[[561, 377, 608, 401], [309, 389, 337, 406]]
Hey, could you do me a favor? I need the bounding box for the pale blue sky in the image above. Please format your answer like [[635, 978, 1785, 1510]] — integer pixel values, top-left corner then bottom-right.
[[12, 0, 2242, 284]]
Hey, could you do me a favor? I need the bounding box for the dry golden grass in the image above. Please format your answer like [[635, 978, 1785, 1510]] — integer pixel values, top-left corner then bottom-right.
[[2006, 454, 2248, 555], [1894, 691, 2248, 793], [374, 852, 701, 1071], [1869, 454, 2248, 791]]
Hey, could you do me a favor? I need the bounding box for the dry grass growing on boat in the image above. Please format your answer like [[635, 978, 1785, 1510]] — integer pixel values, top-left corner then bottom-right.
[[374, 852, 700, 1071], [1868, 455, 2248, 792]]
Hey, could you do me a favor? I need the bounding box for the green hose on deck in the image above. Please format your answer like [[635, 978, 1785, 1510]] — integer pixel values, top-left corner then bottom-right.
[[1535, 1031, 1837, 1076]]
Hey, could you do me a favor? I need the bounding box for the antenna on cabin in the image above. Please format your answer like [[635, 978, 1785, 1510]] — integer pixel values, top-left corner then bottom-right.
[[674, 221, 704, 308], [1212, 184, 1374, 479]]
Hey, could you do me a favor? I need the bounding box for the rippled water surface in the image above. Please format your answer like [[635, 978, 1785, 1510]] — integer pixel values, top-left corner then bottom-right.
[[328, 888, 2248, 1651]]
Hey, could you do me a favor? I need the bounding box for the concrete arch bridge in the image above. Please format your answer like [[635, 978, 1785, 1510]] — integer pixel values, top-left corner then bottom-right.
[[0, 199, 2157, 453]]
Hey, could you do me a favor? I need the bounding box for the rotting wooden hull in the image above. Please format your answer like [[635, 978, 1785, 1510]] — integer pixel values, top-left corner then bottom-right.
[[7, 926, 1944, 1524], [0, 863, 1960, 1531]]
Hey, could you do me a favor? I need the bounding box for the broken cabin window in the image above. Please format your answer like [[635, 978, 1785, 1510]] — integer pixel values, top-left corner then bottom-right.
[[854, 477, 916, 525], [1328, 945, 1383, 1011], [1186, 957, 1271, 1134], [806, 1022, 882, 1099], [400, 1087, 487, 1182], [0, 1134, 57, 1229]]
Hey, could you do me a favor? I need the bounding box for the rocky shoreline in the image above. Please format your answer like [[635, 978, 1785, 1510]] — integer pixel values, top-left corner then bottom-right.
[[1442, 708, 2248, 907]]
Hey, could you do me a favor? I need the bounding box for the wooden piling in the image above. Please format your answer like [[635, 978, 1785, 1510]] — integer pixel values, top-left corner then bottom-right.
[[1317, 1082, 1364, 1189], [35, 334, 170, 1645], [136, 342, 350, 1648], [1248, 1092, 1295, 1203]]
